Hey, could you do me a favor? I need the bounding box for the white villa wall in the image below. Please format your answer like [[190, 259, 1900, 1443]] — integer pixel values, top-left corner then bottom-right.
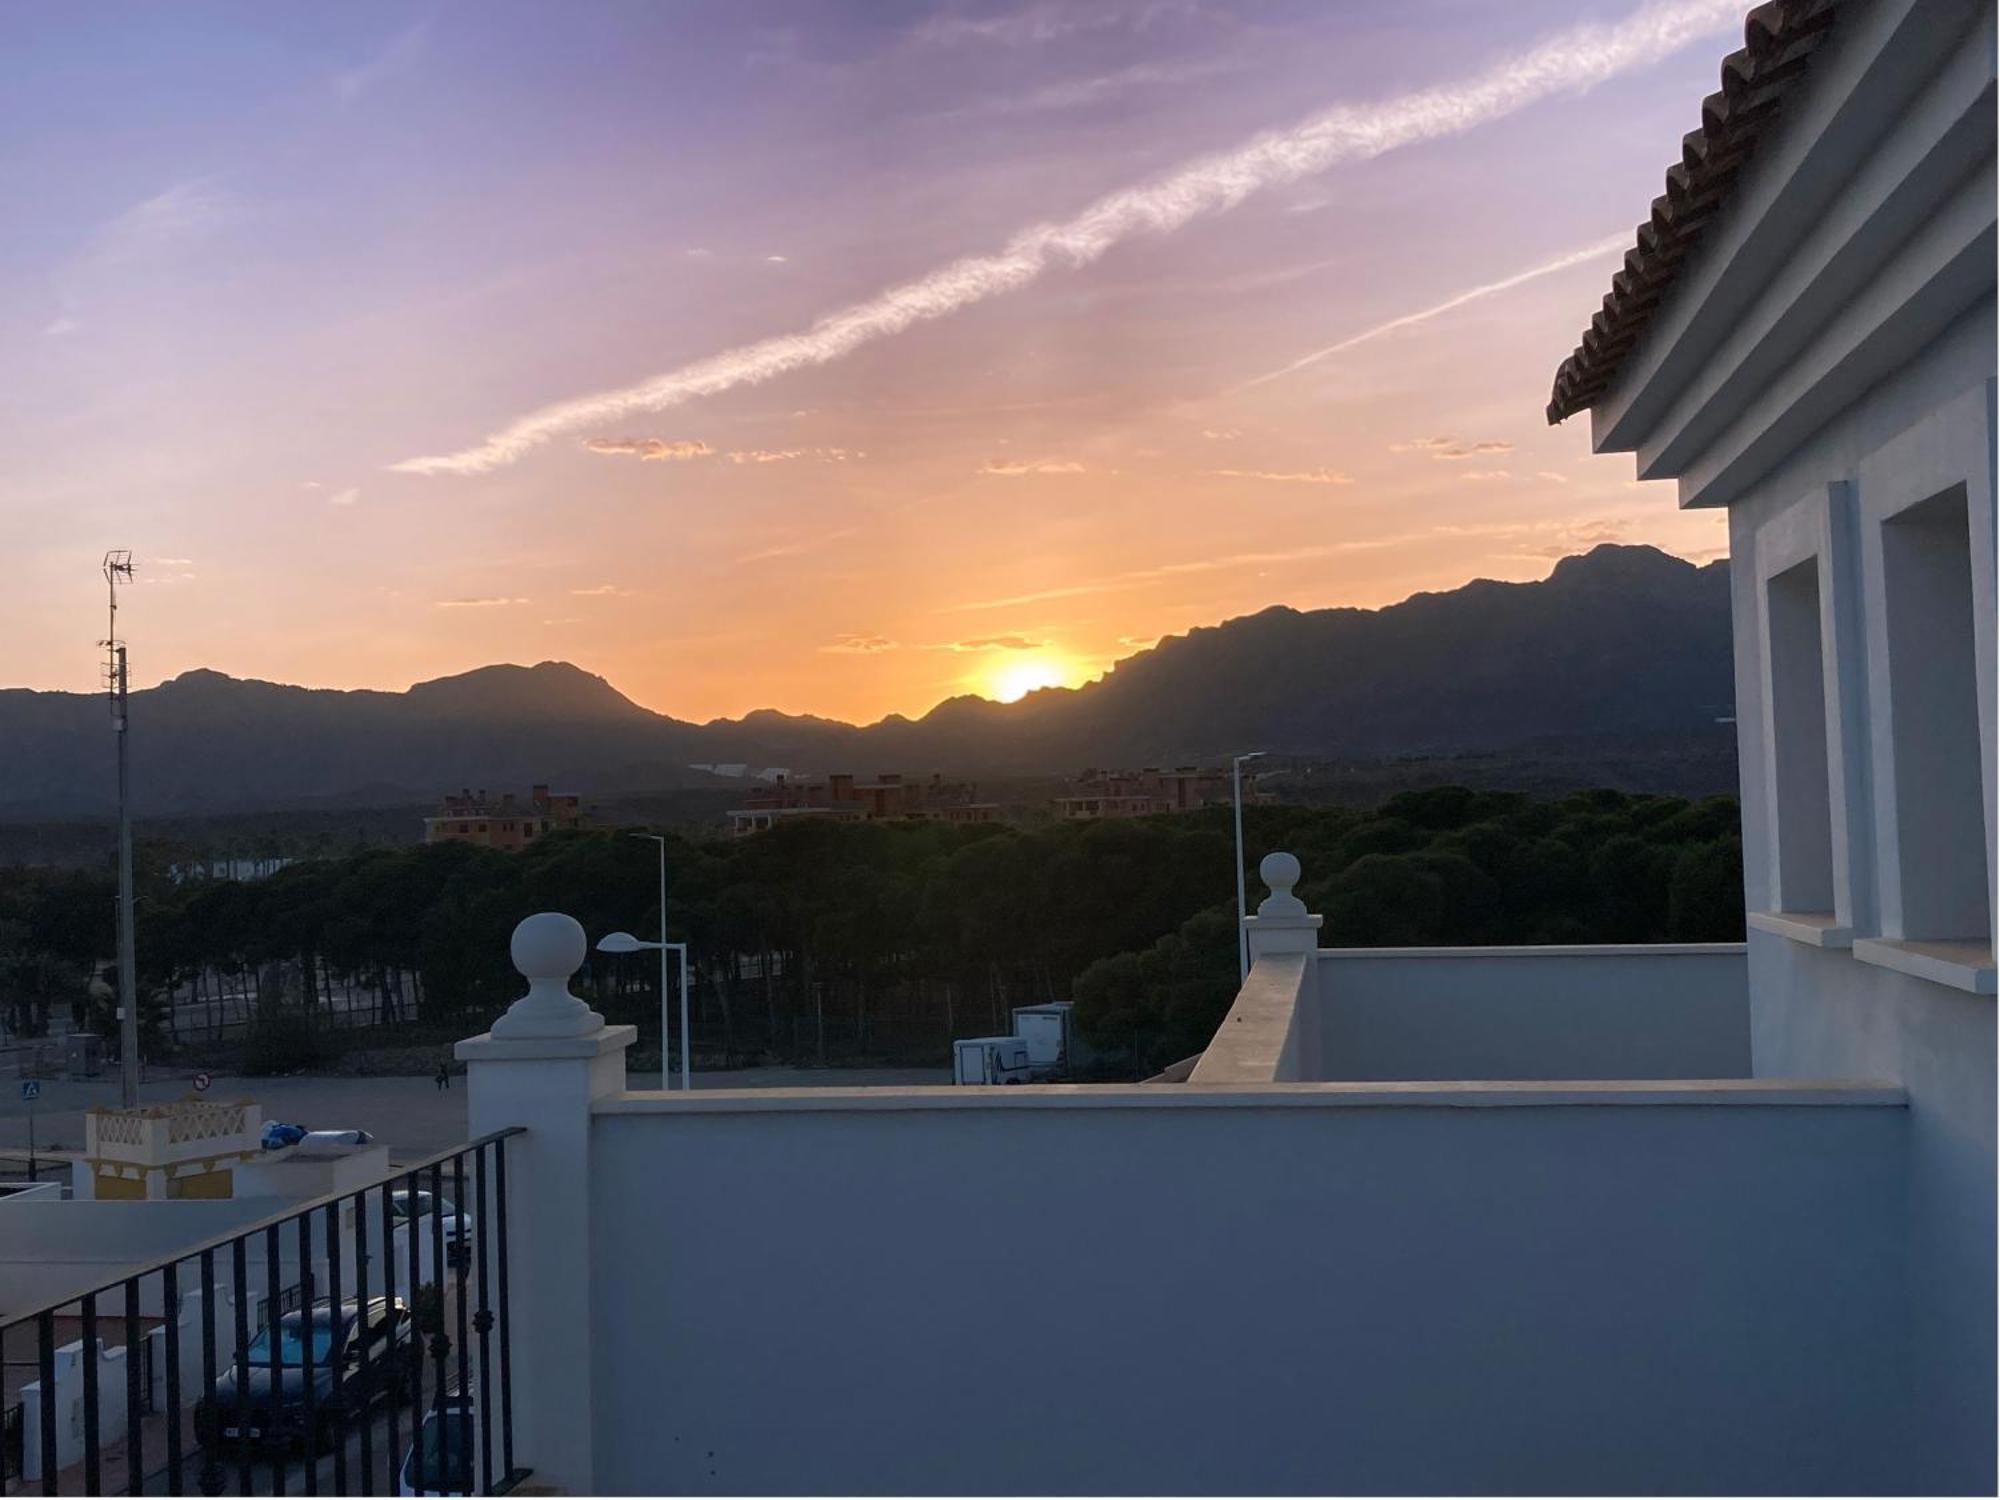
[[1719, 206, 1996, 1500], [587, 1088, 1909, 1496], [1578, 4, 1996, 1487], [1314, 945, 1749, 1080]]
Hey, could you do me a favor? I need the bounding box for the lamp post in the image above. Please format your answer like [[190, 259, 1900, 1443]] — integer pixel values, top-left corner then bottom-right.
[[1232, 752, 1266, 982], [598, 930, 690, 1089], [599, 833, 691, 1090]]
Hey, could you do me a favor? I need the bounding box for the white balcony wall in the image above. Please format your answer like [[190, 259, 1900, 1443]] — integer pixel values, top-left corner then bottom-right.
[[1577, 5, 1998, 1480], [1745, 929, 1995, 1489], [1314, 945, 1751, 1081], [586, 1084, 1907, 1496]]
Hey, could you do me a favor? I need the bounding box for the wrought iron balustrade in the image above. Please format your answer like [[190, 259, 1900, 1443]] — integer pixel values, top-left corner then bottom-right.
[[0, 1128, 525, 1496]]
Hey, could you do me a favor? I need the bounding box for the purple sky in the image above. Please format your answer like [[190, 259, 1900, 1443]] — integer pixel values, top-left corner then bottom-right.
[[3, 0, 1738, 721]]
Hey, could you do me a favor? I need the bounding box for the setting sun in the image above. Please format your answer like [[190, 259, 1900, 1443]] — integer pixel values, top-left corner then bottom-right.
[[982, 653, 1083, 704]]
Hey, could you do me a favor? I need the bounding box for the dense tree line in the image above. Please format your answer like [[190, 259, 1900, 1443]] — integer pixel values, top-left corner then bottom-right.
[[0, 787, 1742, 1077]]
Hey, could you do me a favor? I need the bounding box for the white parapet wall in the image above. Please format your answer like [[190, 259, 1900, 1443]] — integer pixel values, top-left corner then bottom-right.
[[585, 1081, 1910, 1495], [456, 907, 1969, 1494], [20, 1283, 253, 1483], [1315, 943, 1751, 1081]]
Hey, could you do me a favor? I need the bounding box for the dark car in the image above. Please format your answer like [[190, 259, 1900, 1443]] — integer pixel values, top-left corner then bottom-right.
[[194, 1296, 416, 1452]]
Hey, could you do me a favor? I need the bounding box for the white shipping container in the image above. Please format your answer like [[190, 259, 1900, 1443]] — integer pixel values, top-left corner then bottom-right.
[[1010, 1003, 1073, 1074], [953, 1036, 1034, 1085]]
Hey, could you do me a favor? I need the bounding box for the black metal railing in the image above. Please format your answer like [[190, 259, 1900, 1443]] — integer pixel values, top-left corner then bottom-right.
[[0, 1128, 526, 1496]]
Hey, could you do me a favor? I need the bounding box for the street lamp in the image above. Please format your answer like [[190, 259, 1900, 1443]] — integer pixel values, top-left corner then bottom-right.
[[599, 833, 691, 1091], [1231, 752, 1267, 982]]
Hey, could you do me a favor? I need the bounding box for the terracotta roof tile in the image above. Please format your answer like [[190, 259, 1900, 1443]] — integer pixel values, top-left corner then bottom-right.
[[1547, 0, 1845, 423]]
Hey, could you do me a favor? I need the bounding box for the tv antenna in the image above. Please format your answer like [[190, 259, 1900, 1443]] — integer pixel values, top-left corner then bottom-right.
[[100, 549, 139, 1106]]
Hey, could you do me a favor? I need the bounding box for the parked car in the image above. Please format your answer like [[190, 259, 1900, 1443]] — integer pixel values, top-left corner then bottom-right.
[[399, 1394, 476, 1496], [194, 1296, 415, 1452], [391, 1188, 476, 1248]]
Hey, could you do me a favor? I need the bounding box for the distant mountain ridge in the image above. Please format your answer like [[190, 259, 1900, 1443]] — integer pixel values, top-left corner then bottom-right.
[[0, 545, 1733, 820]]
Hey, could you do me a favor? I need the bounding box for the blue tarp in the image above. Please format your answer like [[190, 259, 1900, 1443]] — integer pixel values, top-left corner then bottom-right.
[[261, 1121, 307, 1150]]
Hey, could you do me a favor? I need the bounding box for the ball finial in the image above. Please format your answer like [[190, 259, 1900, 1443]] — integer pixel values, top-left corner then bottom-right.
[[1260, 851, 1300, 896], [1255, 851, 1308, 918], [488, 912, 604, 1040], [511, 912, 587, 982]]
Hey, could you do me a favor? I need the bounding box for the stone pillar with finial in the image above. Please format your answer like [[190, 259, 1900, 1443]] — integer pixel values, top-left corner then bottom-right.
[[456, 913, 635, 1494], [1242, 852, 1325, 1073]]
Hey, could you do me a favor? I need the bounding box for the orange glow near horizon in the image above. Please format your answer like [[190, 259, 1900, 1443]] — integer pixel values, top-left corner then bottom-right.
[[979, 652, 1089, 704]]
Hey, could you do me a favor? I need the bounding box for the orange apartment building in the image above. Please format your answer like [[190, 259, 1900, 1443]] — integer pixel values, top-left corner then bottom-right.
[[1054, 766, 1252, 820], [728, 772, 998, 837], [424, 784, 588, 851]]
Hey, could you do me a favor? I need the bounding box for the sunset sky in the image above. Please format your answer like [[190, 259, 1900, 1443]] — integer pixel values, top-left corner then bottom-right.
[[3, 0, 1737, 723]]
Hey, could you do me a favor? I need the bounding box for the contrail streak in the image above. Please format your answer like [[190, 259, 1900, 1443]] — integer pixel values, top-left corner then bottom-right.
[[393, 0, 1739, 476], [1237, 233, 1633, 389]]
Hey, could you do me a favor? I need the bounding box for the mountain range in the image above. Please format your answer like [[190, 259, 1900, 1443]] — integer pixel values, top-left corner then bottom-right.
[[0, 544, 1734, 820]]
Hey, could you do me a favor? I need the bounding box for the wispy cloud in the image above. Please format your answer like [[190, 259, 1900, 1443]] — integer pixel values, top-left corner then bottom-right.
[[957, 58, 1237, 117], [908, 0, 1207, 49], [981, 458, 1086, 476], [1507, 517, 1631, 559], [1536, 470, 1571, 484], [73, 180, 233, 272], [333, 20, 428, 105], [956, 517, 1670, 612], [1210, 467, 1352, 485], [392, 0, 1741, 476], [1458, 469, 1513, 482], [434, 596, 528, 609], [1200, 428, 1241, 441], [954, 536, 1431, 612], [821, 633, 898, 654], [1393, 437, 1514, 461], [328, 487, 360, 507], [570, 584, 634, 597], [945, 635, 1043, 651], [582, 438, 713, 462], [727, 447, 857, 465], [1242, 233, 1631, 389]]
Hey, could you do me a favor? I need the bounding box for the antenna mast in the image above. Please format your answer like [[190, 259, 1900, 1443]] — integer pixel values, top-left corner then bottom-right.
[[101, 550, 139, 1107]]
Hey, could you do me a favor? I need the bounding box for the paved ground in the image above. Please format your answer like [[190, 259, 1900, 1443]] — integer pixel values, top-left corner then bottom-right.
[[0, 1064, 949, 1170]]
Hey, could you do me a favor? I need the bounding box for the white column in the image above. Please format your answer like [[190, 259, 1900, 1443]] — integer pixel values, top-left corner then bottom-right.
[[456, 913, 635, 1495], [1241, 852, 1325, 1075]]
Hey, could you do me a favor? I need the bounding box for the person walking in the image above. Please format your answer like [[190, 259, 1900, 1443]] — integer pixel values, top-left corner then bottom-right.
[[434, 1060, 450, 1092]]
